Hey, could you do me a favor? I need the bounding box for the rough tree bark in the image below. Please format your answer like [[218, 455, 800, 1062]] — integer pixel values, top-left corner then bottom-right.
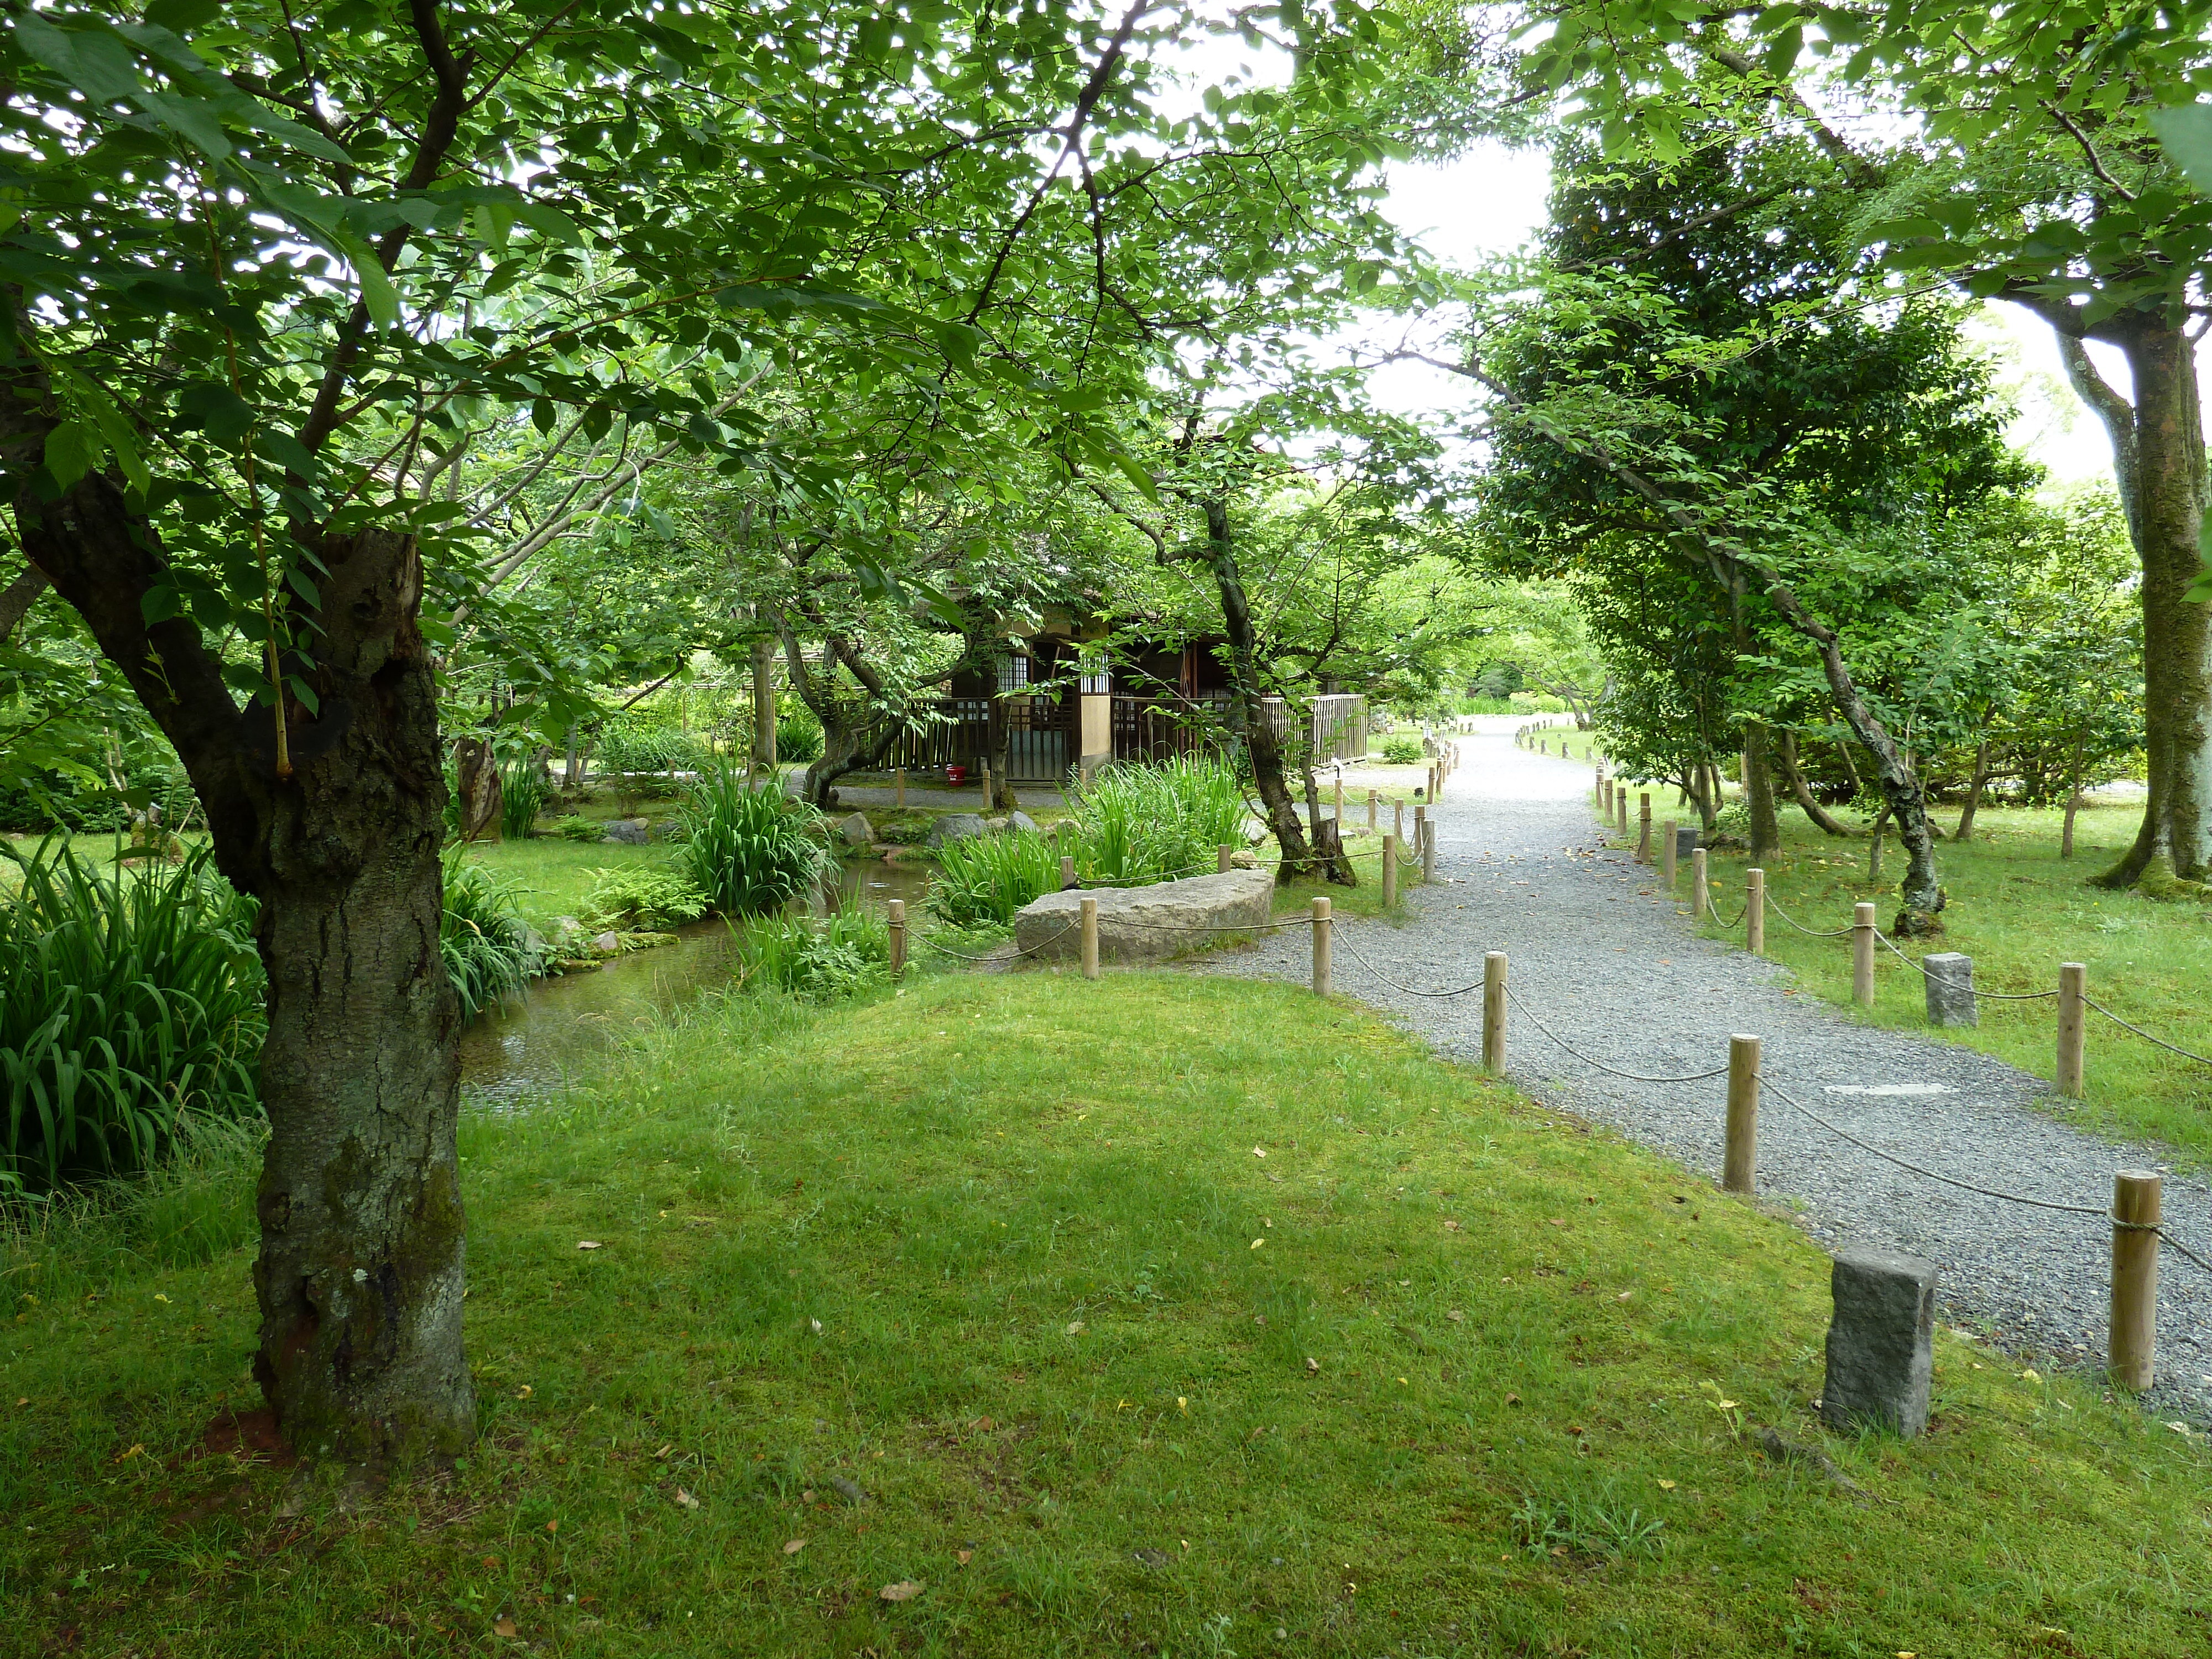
[[8, 448, 471, 1457], [749, 633, 779, 782], [1300, 765, 1357, 885], [1742, 719, 1781, 864], [1204, 500, 1314, 880], [0, 560, 47, 642], [778, 622, 899, 810], [2062, 320, 2212, 893]]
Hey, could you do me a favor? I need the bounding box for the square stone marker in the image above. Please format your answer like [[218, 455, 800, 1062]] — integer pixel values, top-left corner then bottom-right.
[[1922, 951, 1977, 1027], [1822, 1249, 1936, 1437]]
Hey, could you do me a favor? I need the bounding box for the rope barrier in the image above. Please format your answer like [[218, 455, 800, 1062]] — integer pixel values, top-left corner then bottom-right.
[[1765, 1077, 2212, 1276], [920, 919, 1078, 963], [1764, 895, 1854, 938], [1327, 929, 1486, 998], [2085, 998, 2212, 1069], [1867, 929, 2059, 999], [1502, 982, 1735, 1084]]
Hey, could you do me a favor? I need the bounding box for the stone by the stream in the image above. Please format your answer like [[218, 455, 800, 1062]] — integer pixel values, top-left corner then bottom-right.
[[1821, 1248, 1937, 1437], [600, 818, 650, 845], [840, 811, 874, 847], [1013, 867, 1275, 963], [1007, 810, 1040, 835], [591, 930, 620, 953], [1923, 952, 1977, 1027], [927, 813, 989, 847]]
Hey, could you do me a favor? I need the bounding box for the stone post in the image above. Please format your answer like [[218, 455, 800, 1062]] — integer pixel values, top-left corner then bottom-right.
[[1923, 952, 1976, 1027], [1821, 1249, 1936, 1437]]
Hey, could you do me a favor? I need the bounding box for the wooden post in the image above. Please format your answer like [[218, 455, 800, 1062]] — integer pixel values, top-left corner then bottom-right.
[[1060, 854, 1078, 891], [979, 761, 992, 810], [1661, 820, 1678, 888], [1724, 1035, 1761, 1194], [1367, 789, 1378, 833], [1412, 806, 1426, 884], [1692, 848, 1710, 920], [2057, 962, 2087, 1098], [1310, 896, 1332, 997], [1615, 791, 1629, 838], [1852, 902, 1877, 1007], [888, 899, 907, 978], [1746, 867, 1766, 954], [1421, 815, 1437, 885], [1217, 843, 1232, 875], [1636, 793, 1652, 863], [895, 768, 905, 808], [1333, 773, 1343, 818], [1594, 766, 1605, 809], [1483, 951, 1506, 1072], [1383, 833, 1398, 907], [1394, 799, 1405, 846], [2110, 1171, 2162, 1391], [1079, 895, 1099, 982]]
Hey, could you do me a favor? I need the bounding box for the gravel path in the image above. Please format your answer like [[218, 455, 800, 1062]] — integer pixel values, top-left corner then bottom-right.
[[1192, 719, 2212, 1419]]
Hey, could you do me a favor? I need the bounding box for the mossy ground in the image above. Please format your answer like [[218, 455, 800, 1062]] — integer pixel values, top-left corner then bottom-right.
[[6, 973, 2210, 1656]]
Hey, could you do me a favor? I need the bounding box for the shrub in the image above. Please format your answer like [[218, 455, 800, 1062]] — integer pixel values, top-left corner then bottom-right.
[[928, 830, 1063, 928], [1070, 756, 1247, 884], [550, 814, 603, 842], [0, 840, 265, 1193], [439, 849, 538, 1020], [737, 908, 890, 1000], [775, 703, 824, 761], [499, 755, 550, 839], [679, 765, 828, 916], [1380, 734, 1425, 765], [581, 866, 708, 932], [598, 719, 707, 779]]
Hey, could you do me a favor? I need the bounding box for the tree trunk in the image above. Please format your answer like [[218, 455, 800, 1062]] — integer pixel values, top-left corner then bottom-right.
[[1301, 766, 1356, 885], [561, 724, 582, 790], [453, 737, 500, 842], [2093, 320, 2212, 893], [0, 560, 46, 643], [749, 633, 778, 782], [1204, 500, 1313, 880], [1775, 731, 1856, 836], [1867, 801, 1891, 884], [1952, 744, 1991, 842], [2061, 725, 2088, 860], [19, 484, 473, 1459], [1743, 719, 1780, 863]]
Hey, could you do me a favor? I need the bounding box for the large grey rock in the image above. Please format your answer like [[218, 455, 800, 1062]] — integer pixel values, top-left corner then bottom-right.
[[1675, 825, 1699, 862], [927, 813, 989, 847], [600, 818, 650, 845], [1013, 867, 1276, 963], [839, 811, 874, 847], [1923, 952, 1976, 1027], [1822, 1249, 1937, 1437], [1006, 810, 1040, 836]]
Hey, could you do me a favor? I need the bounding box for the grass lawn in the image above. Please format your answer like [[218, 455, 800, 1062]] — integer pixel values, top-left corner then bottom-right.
[[6, 973, 2210, 1656], [457, 837, 684, 932], [1672, 799, 2212, 1164]]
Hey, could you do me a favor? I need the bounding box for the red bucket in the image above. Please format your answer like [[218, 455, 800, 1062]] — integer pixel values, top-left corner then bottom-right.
[[945, 764, 967, 786]]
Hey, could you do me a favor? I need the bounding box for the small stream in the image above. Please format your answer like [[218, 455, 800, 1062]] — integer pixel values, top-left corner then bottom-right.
[[457, 859, 932, 1103]]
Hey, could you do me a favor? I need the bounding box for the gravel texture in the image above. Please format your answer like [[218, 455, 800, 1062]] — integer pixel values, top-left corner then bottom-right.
[[1192, 720, 2212, 1421]]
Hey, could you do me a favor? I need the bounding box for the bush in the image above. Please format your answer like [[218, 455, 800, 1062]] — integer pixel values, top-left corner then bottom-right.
[[598, 720, 707, 779], [550, 814, 603, 842], [928, 830, 1063, 928], [581, 866, 708, 932], [736, 909, 890, 1000], [499, 755, 549, 839], [1380, 734, 1425, 764], [679, 765, 828, 916], [440, 849, 538, 1021], [1070, 756, 1247, 884], [0, 840, 265, 1193], [775, 703, 824, 762]]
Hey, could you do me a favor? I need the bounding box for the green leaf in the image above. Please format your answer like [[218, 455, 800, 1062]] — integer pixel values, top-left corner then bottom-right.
[[43, 422, 98, 489], [2150, 105, 2212, 193], [13, 15, 142, 103], [284, 674, 320, 716]]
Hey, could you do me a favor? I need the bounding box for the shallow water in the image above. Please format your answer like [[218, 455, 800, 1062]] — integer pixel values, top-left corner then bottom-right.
[[457, 858, 931, 1103]]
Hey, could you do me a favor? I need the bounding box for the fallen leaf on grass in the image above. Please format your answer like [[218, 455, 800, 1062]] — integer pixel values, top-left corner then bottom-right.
[[1656, 1479, 1676, 1490], [545, 1520, 559, 1533], [576, 1240, 602, 1251], [675, 1489, 700, 1510], [1446, 1310, 1464, 1322], [1505, 1393, 1521, 1407], [783, 1538, 807, 1555], [114, 1444, 144, 1463], [1250, 1238, 1264, 1249], [879, 1581, 921, 1602], [956, 1549, 973, 1565], [1442, 1220, 1460, 1232], [495, 1616, 518, 1637], [1252, 1146, 1267, 1159], [1546, 1218, 1568, 1229], [1066, 1319, 1084, 1335], [1305, 1358, 1319, 1374]]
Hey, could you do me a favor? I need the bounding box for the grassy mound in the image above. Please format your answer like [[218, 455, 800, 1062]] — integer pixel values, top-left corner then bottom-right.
[[3, 974, 2206, 1654]]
